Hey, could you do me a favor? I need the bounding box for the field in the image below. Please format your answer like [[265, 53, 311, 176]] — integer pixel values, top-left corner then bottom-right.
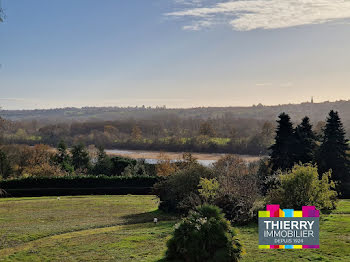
[[0, 196, 349, 262]]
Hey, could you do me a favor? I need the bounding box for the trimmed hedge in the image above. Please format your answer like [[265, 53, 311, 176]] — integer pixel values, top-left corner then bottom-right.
[[0, 176, 159, 197], [343, 181, 350, 198]]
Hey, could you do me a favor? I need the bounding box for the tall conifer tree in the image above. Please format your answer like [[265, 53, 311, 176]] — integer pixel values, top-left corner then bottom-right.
[[294, 116, 317, 164], [270, 113, 296, 171], [318, 110, 350, 194]]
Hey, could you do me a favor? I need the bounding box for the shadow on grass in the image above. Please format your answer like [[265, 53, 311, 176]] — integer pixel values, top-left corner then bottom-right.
[[121, 209, 178, 225], [121, 210, 178, 262]]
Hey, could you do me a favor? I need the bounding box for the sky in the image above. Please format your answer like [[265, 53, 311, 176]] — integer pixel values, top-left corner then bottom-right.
[[1, 0, 350, 110]]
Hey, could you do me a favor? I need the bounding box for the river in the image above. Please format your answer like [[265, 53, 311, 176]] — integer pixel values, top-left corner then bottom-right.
[[105, 149, 264, 167]]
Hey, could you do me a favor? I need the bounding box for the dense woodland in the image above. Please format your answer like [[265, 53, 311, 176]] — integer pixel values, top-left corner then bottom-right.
[[2, 100, 350, 155], [0, 112, 275, 155]]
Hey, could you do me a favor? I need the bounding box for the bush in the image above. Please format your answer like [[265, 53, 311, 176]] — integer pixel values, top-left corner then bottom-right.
[[166, 205, 243, 262], [256, 158, 274, 195], [267, 164, 337, 211], [154, 155, 261, 225], [153, 164, 213, 213], [121, 160, 150, 177], [92, 147, 113, 176], [110, 156, 137, 175], [213, 155, 261, 225], [198, 177, 220, 204]]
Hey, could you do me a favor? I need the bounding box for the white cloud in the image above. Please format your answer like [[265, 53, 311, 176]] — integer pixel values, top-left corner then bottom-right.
[[174, 0, 202, 5], [167, 0, 350, 31], [174, 0, 216, 6], [183, 19, 214, 30], [255, 83, 272, 87]]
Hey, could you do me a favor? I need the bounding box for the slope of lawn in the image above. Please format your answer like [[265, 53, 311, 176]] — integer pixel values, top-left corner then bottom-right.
[[0, 196, 349, 262], [0, 195, 175, 262]]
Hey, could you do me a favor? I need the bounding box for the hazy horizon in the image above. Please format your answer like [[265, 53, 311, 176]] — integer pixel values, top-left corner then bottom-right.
[[1, 97, 349, 111], [1, 0, 350, 110]]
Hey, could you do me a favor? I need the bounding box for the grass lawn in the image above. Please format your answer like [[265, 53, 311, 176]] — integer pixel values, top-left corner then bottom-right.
[[0, 196, 349, 261]]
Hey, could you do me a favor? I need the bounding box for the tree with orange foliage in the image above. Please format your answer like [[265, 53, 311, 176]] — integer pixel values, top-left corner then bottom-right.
[[156, 152, 177, 177], [23, 144, 65, 177]]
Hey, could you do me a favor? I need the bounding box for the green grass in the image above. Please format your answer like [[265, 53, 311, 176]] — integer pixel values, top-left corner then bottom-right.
[[157, 137, 230, 145], [3, 134, 42, 141], [0, 197, 349, 261], [114, 136, 232, 147]]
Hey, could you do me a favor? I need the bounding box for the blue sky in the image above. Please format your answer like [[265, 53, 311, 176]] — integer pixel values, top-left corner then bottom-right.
[[1, 0, 350, 109]]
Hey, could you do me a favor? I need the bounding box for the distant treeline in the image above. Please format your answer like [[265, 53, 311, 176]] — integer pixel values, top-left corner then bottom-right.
[[2, 100, 350, 155], [0, 116, 275, 155], [2, 100, 350, 129]]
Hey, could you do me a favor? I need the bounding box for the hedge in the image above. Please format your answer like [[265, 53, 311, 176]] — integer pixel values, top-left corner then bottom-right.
[[0, 176, 159, 197]]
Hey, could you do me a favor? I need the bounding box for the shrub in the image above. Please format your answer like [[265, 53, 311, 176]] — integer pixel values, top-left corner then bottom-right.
[[267, 164, 337, 211], [154, 154, 261, 224], [166, 205, 243, 262], [256, 158, 274, 195], [92, 147, 113, 176], [121, 161, 147, 177], [198, 177, 219, 204], [153, 164, 213, 213], [213, 155, 261, 225], [110, 156, 137, 175]]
